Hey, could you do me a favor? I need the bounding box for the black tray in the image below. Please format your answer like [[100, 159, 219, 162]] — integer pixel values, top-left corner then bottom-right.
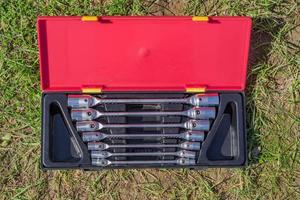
[[41, 92, 247, 170]]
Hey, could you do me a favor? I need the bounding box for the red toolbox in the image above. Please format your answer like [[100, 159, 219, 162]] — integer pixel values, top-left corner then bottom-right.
[[37, 16, 252, 169]]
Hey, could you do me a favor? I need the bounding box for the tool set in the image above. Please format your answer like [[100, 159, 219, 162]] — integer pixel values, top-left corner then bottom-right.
[[39, 16, 251, 169], [69, 94, 219, 167]]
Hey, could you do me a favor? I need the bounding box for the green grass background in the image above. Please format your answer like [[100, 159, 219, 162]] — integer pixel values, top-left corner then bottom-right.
[[0, 0, 299, 199]]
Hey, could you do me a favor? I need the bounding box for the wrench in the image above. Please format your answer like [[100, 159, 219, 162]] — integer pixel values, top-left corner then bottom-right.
[[68, 94, 219, 108], [71, 107, 216, 121], [87, 141, 201, 151], [91, 150, 196, 159], [76, 120, 210, 132], [82, 131, 205, 142], [92, 158, 195, 166]]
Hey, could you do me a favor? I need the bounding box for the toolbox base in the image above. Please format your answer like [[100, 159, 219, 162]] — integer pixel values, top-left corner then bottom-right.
[[41, 92, 246, 170]]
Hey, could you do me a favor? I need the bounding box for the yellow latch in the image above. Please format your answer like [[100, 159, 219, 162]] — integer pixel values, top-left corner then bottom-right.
[[81, 16, 99, 22], [192, 16, 209, 22], [186, 87, 206, 93], [82, 87, 102, 93]]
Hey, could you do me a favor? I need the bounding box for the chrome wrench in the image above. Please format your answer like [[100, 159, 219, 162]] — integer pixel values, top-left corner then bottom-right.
[[76, 120, 210, 132], [71, 107, 216, 121], [91, 150, 196, 159], [92, 158, 195, 166], [87, 141, 201, 151], [68, 94, 219, 108], [81, 131, 205, 142]]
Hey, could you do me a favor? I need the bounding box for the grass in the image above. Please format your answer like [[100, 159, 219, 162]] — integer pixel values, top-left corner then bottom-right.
[[0, 0, 299, 199]]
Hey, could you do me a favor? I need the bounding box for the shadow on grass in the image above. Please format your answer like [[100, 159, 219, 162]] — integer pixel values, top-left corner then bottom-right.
[[246, 17, 285, 164]]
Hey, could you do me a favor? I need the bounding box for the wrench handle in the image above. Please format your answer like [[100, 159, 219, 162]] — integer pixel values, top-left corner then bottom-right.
[[108, 143, 179, 148], [103, 123, 183, 129], [105, 133, 183, 139], [99, 98, 186, 104], [110, 159, 177, 165], [101, 111, 183, 117]]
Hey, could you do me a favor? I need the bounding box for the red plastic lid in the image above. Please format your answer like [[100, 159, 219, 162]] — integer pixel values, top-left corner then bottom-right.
[[37, 16, 252, 92]]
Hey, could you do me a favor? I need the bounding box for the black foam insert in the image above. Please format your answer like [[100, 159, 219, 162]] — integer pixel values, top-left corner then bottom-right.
[[41, 92, 246, 169]]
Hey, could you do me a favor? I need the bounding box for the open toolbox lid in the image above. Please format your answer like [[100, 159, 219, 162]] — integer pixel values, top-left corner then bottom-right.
[[37, 16, 252, 92]]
